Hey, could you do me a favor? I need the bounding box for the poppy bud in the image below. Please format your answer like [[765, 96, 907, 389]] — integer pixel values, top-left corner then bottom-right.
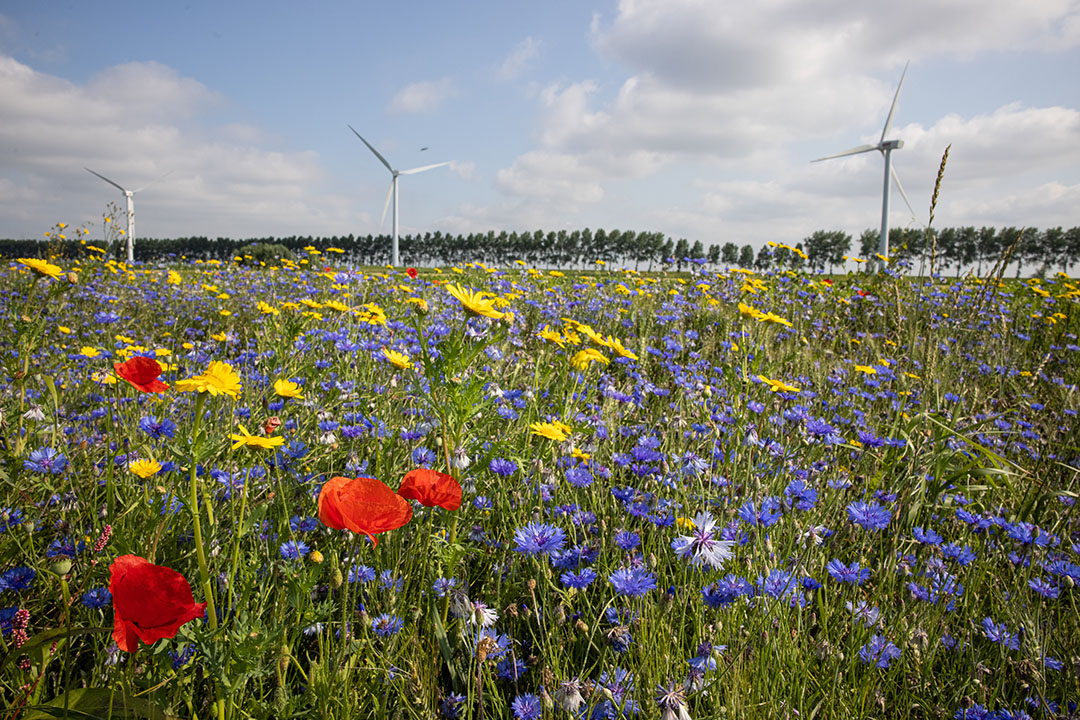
[[330, 567, 344, 589], [263, 416, 282, 435]]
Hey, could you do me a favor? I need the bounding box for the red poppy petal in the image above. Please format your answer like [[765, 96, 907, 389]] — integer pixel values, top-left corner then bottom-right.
[[399, 468, 461, 511], [108, 555, 204, 651], [318, 476, 351, 530], [330, 477, 413, 540]]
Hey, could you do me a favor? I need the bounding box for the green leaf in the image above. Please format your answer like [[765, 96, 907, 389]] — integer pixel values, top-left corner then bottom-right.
[[1, 626, 110, 671], [23, 688, 178, 720]]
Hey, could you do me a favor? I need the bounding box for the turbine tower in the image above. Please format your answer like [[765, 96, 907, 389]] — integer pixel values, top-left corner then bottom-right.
[[348, 125, 450, 267], [84, 168, 168, 264], [812, 62, 917, 270]]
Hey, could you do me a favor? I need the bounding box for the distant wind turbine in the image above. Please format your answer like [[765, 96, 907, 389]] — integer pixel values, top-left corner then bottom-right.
[[348, 125, 451, 267], [84, 168, 170, 264], [812, 62, 917, 269]]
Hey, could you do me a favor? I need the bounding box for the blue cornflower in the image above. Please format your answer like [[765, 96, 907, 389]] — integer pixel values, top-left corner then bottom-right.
[[348, 564, 376, 583], [497, 656, 527, 681], [784, 478, 818, 511], [608, 567, 657, 597], [826, 559, 871, 585], [1028, 577, 1059, 599], [24, 448, 68, 474], [46, 537, 85, 559], [169, 644, 197, 669], [440, 693, 467, 719], [1, 508, 24, 533], [379, 570, 403, 592], [912, 526, 943, 545], [290, 515, 320, 533], [510, 692, 541, 720], [371, 613, 404, 637], [412, 446, 437, 466], [560, 568, 598, 589], [279, 540, 309, 561], [137, 416, 177, 439], [565, 466, 593, 488], [512, 521, 567, 557], [846, 600, 881, 627], [0, 566, 35, 592], [489, 457, 518, 476], [433, 577, 458, 597], [81, 587, 112, 609], [613, 530, 641, 551], [980, 617, 1020, 649], [941, 543, 976, 566], [859, 635, 901, 668], [757, 569, 805, 605], [846, 500, 891, 531], [738, 497, 782, 527], [702, 574, 754, 608]]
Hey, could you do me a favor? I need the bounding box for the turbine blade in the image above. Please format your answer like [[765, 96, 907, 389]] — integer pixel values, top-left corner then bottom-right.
[[380, 180, 394, 228], [85, 167, 127, 193], [811, 144, 877, 163], [132, 170, 174, 194], [890, 165, 921, 224], [399, 161, 452, 175], [348, 125, 394, 173], [880, 60, 909, 144]]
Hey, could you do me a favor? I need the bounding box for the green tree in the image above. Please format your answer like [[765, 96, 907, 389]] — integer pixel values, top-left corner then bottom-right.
[[721, 242, 739, 265], [738, 244, 754, 268]]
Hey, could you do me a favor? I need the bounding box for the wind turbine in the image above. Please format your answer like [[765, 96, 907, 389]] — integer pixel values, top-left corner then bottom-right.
[[348, 125, 451, 267], [84, 168, 169, 264], [812, 62, 917, 270]]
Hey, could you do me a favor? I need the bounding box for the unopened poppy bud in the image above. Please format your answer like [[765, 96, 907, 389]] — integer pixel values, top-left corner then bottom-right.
[[309, 550, 324, 564], [329, 567, 343, 588], [50, 559, 72, 576], [67, 272, 78, 284], [263, 416, 282, 435]]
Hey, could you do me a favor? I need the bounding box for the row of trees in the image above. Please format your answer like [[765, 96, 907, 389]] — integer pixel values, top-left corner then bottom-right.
[[3, 225, 1078, 275]]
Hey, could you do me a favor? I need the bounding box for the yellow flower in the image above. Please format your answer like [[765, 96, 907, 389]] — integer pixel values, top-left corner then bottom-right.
[[257, 301, 280, 316], [758, 312, 793, 328], [571, 348, 610, 370], [309, 550, 325, 563], [445, 283, 505, 319], [78, 346, 101, 358], [381, 347, 412, 370], [16, 258, 64, 280], [167, 270, 182, 285], [605, 336, 638, 360], [357, 302, 387, 326], [757, 375, 801, 394], [530, 420, 572, 442], [273, 378, 304, 399], [91, 371, 117, 385], [129, 458, 162, 479], [176, 361, 242, 400], [538, 325, 566, 348], [229, 424, 286, 450], [854, 365, 877, 375], [404, 296, 429, 313], [571, 447, 591, 460], [58, 325, 72, 334]]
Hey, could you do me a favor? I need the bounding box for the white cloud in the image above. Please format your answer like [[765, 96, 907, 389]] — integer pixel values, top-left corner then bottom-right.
[[496, 151, 605, 204], [497, 36, 541, 81], [388, 77, 458, 114], [0, 53, 358, 239]]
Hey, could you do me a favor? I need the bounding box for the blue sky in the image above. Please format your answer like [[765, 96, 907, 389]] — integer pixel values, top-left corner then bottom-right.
[[1, 1, 1078, 255]]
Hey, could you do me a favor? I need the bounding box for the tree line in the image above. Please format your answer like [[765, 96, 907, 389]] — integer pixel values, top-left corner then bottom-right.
[[2, 225, 1077, 275]]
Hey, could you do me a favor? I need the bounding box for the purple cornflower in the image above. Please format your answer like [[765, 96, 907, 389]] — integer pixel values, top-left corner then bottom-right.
[[1028, 577, 1059, 599], [137, 416, 177, 439], [560, 568, 598, 589], [826, 559, 871, 585], [512, 521, 567, 557], [738, 497, 782, 527], [980, 617, 1020, 649], [671, 511, 735, 569], [489, 457, 518, 476], [614, 530, 641, 551], [784, 478, 818, 511], [0, 567, 36, 592], [371, 613, 404, 637], [278, 540, 309, 561], [609, 567, 657, 597], [859, 634, 901, 668], [846, 500, 891, 531], [24, 448, 68, 474], [510, 693, 541, 720], [81, 587, 112, 609]]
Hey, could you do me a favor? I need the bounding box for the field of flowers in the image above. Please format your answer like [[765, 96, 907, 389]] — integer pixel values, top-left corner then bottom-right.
[[1, 248, 1078, 720]]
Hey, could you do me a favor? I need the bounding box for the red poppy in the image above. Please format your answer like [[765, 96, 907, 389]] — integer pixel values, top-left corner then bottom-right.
[[398, 468, 462, 511], [109, 555, 206, 653], [113, 356, 169, 393], [263, 416, 282, 435], [406, 267, 419, 279], [318, 476, 413, 545]]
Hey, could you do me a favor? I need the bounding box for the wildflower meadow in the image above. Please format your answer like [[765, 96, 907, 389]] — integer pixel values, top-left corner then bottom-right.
[[1, 247, 1078, 720]]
